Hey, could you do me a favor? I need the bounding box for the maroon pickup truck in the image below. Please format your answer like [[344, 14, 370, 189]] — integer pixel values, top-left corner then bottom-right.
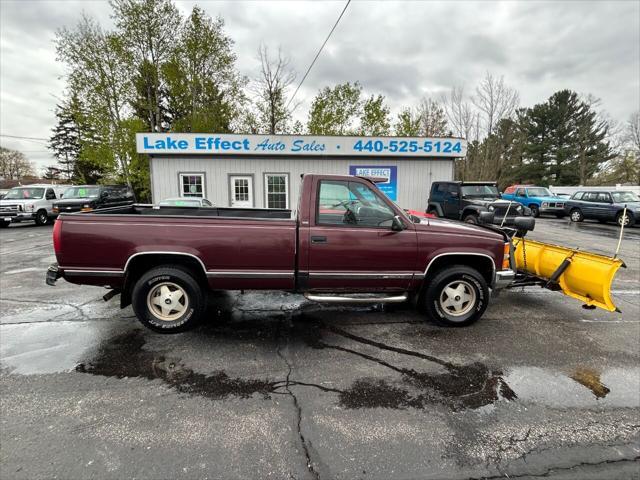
[[47, 174, 517, 332]]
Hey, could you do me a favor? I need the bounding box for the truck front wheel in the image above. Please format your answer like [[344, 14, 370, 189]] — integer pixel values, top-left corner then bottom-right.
[[35, 210, 49, 226], [462, 213, 479, 224], [422, 265, 489, 327], [131, 266, 205, 333]]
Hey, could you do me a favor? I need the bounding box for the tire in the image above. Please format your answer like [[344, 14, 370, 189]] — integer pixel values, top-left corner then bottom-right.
[[34, 210, 49, 226], [569, 208, 584, 222], [422, 265, 489, 327], [616, 211, 634, 227], [463, 213, 479, 224], [529, 205, 540, 218], [131, 266, 205, 333], [0, 220, 9, 228], [427, 208, 438, 217]]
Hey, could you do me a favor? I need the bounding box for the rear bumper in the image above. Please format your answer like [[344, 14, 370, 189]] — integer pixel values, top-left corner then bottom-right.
[[46, 263, 62, 286], [494, 269, 516, 289]]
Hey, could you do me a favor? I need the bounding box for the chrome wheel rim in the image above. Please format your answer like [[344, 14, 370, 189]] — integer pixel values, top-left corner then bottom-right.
[[571, 211, 581, 221], [618, 215, 629, 226], [439, 280, 476, 318], [146, 282, 189, 321], [39, 212, 47, 224]]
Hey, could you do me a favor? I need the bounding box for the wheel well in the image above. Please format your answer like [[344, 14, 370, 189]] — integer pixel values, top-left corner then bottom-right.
[[424, 254, 494, 286], [461, 209, 479, 219], [529, 203, 538, 208], [120, 253, 207, 308]]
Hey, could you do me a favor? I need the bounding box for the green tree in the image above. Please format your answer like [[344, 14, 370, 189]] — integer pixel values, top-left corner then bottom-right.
[[50, 94, 82, 180], [56, 15, 135, 185], [358, 94, 391, 135], [394, 107, 421, 136], [111, 0, 182, 132], [163, 6, 245, 133], [307, 82, 362, 135]]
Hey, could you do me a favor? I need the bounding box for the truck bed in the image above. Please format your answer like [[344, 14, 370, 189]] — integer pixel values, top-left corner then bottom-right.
[[55, 205, 297, 290], [91, 204, 293, 219]]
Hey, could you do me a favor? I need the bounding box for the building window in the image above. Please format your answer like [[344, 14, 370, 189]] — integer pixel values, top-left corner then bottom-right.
[[180, 173, 205, 198], [264, 173, 289, 209]]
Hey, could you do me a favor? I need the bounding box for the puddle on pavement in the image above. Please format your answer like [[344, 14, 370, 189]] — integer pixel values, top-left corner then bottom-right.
[[3, 307, 638, 411], [76, 329, 278, 400], [570, 367, 610, 398]]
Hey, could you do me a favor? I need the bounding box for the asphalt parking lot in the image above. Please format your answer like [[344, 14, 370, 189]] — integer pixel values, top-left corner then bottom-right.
[[1, 217, 639, 479]]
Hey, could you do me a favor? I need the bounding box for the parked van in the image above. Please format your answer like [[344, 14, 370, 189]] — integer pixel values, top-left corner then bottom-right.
[[0, 184, 68, 227]]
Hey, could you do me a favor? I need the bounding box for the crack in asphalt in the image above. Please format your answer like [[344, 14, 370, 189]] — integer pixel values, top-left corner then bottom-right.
[[275, 319, 321, 480], [472, 454, 640, 479]]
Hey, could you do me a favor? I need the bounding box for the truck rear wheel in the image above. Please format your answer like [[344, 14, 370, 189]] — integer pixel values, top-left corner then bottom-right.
[[421, 265, 488, 327], [131, 266, 205, 333]]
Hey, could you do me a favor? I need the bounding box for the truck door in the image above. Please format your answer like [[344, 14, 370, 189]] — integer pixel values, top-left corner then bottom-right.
[[444, 184, 460, 218], [306, 179, 417, 291]]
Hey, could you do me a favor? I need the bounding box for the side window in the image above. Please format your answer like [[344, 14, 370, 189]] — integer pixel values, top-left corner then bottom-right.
[[596, 192, 611, 203], [180, 173, 205, 198], [447, 184, 459, 195], [45, 188, 56, 200], [317, 181, 395, 227], [516, 188, 526, 197], [572, 192, 583, 200], [264, 173, 289, 209], [582, 192, 596, 202]]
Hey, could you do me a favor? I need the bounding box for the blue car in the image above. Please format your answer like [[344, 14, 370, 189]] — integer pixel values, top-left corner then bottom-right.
[[565, 190, 640, 227], [501, 185, 566, 218]]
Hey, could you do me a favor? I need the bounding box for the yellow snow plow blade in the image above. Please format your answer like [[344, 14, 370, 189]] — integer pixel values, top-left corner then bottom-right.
[[512, 238, 624, 312]]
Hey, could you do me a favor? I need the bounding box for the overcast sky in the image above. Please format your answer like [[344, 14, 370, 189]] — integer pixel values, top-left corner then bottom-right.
[[1, 0, 639, 172]]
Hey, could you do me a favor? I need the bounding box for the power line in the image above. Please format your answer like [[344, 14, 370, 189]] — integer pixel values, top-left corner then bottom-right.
[[286, 0, 351, 111], [0, 134, 49, 144]]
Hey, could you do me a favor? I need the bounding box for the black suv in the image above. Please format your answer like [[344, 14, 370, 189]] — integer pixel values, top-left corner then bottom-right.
[[427, 181, 530, 224], [53, 185, 135, 214]]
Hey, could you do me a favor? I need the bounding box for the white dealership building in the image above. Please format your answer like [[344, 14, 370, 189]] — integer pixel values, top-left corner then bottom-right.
[[137, 133, 467, 211]]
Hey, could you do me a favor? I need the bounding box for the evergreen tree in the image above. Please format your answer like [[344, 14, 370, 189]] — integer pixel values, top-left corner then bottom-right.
[[49, 95, 82, 180]]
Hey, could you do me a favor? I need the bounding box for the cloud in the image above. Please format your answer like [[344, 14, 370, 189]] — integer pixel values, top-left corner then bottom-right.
[[0, 0, 638, 172]]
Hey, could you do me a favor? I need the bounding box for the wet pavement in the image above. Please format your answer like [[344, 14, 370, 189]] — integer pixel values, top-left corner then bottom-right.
[[1, 219, 639, 479]]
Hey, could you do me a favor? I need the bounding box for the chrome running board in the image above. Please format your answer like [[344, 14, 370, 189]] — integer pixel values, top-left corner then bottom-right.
[[303, 293, 408, 304]]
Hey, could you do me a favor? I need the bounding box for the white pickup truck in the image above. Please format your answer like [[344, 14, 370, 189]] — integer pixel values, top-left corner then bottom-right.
[[0, 184, 68, 227]]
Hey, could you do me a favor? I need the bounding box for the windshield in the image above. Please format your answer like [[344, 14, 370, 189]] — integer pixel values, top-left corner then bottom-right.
[[527, 187, 553, 197], [461, 185, 499, 197], [4, 187, 44, 200], [62, 187, 101, 199], [159, 198, 202, 207], [611, 191, 640, 203]]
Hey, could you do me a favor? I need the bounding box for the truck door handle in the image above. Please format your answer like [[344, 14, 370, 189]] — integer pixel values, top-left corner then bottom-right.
[[311, 236, 327, 244]]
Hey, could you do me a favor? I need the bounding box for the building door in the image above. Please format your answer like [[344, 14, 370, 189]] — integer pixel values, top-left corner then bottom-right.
[[230, 175, 253, 207]]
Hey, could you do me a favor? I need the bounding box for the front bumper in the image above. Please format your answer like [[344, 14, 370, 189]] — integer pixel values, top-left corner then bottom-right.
[[494, 269, 516, 289], [46, 263, 62, 286], [0, 212, 36, 222]]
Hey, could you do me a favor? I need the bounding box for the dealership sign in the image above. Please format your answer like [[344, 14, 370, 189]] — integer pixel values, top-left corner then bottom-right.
[[349, 165, 398, 200], [136, 133, 467, 158]]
